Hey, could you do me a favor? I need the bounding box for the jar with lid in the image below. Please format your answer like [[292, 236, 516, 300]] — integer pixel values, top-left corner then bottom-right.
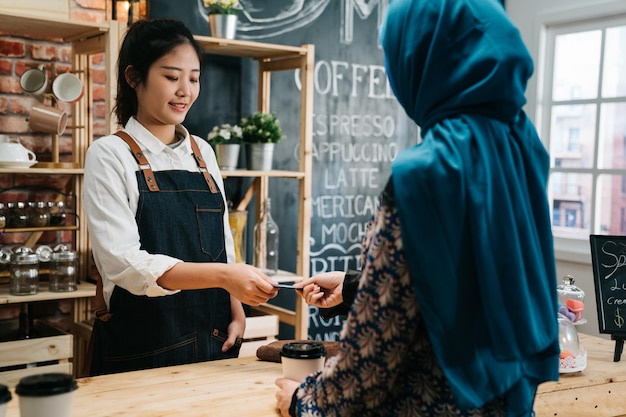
[[48, 201, 68, 226], [10, 246, 39, 295], [557, 275, 585, 324], [48, 244, 78, 292], [558, 312, 587, 373], [28, 201, 50, 227], [7, 202, 28, 228], [0, 202, 6, 229]]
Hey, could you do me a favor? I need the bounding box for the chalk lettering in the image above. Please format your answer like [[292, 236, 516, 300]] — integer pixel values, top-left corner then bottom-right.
[[611, 278, 626, 291], [601, 240, 626, 280], [324, 167, 379, 189], [312, 194, 378, 218], [607, 296, 626, 305], [312, 114, 396, 138]]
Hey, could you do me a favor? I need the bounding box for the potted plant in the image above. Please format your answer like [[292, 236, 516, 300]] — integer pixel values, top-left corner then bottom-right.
[[207, 123, 243, 170], [240, 111, 284, 171], [204, 0, 242, 39]]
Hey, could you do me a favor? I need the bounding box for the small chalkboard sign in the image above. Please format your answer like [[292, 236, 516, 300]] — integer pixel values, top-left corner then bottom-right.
[[589, 235, 626, 361]]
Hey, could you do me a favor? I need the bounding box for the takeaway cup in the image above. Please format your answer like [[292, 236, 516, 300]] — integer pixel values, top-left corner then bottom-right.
[[20, 65, 49, 96], [280, 341, 326, 381], [29, 104, 67, 135], [16, 373, 77, 417], [0, 384, 11, 417], [52, 72, 83, 103]]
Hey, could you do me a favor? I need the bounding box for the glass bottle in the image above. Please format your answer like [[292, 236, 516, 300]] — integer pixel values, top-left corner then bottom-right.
[[253, 198, 279, 275], [48, 244, 79, 292], [7, 202, 28, 228], [9, 246, 39, 295], [48, 201, 67, 226]]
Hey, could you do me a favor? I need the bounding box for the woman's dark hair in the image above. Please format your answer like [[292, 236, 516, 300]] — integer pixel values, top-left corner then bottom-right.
[[114, 19, 204, 126]]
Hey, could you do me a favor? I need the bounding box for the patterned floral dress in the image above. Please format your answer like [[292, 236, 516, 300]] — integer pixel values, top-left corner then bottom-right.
[[294, 182, 507, 416]]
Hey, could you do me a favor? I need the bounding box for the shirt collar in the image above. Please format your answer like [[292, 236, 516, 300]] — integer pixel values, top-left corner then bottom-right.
[[124, 117, 193, 155]]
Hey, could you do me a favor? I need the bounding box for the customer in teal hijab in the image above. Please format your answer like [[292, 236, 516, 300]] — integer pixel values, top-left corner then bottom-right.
[[276, 0, 559, 415], [382, 0, 559, 412]]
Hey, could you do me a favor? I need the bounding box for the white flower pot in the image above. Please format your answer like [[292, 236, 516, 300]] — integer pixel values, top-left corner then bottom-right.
[[209, 14, 238, 39]]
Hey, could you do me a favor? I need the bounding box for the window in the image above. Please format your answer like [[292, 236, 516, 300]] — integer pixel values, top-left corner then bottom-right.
[[540, 14, 626, 245]]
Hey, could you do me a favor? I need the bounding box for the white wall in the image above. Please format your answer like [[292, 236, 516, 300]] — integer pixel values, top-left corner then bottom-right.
[[507, 0, 626, 338]]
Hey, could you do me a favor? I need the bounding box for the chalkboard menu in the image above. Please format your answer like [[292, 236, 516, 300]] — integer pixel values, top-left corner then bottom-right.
[[590, 235, 626, 335], [149, 0, 417, 340]]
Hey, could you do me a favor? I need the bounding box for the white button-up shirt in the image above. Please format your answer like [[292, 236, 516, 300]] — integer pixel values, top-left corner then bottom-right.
[[83, 118, 235, 308]]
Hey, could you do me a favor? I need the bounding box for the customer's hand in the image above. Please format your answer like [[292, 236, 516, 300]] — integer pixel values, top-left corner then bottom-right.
[[297, 271, 345, 308], [275, 378, 301, 417]]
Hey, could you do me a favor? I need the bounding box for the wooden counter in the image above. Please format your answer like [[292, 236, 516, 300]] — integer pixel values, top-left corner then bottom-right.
[[4, 333, 626, 416]]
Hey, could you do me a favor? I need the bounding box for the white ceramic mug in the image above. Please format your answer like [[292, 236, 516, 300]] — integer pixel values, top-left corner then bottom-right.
[[0, 141, 36, 162], [52, 72, 83, 103], [20, 65, 49, 96], [29, 104, 67, 135]]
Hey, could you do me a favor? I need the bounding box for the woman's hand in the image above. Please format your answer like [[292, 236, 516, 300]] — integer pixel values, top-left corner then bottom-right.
[[222, 296, 245, 352], [275, 378, 301, 417], [297, 271, 345, 308], [224, 264, 279, 306]]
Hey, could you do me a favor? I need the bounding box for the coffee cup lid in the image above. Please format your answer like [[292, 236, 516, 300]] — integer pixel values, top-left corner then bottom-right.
[[16, 373, 77, 397], [280, 342, 326, 359], [0, 384, 11, 404]]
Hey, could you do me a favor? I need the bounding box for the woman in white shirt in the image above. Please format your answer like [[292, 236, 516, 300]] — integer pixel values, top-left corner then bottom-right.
[[83, 18, 278, 376]]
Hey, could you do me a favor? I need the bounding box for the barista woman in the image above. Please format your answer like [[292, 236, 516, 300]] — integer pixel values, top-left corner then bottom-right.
[[83, 18, 278, 376]]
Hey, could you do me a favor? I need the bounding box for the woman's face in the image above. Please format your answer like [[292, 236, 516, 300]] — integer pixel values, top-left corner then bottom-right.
[[133, 43, 201, 133]]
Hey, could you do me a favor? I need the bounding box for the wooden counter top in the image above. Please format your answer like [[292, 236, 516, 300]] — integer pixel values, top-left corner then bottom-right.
[[5, 333, 626, 416]]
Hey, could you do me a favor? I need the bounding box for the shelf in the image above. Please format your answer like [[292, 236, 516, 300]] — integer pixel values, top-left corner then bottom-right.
[[2, 226, 78, 233], [0, 282, 96, 305], [221, 169, 305, 179], [0, 167, 83, 175], [194, 35, 308, 60], [0, 11, 109, 42]]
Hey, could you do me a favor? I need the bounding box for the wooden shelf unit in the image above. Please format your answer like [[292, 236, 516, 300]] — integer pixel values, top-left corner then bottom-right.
[[194, 35, 315, 340], [0, 9, 122, 380]]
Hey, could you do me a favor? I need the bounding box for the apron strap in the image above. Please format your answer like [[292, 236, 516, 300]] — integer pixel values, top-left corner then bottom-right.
[[114, 130, 160, 192], [188, 136, 219, 194]]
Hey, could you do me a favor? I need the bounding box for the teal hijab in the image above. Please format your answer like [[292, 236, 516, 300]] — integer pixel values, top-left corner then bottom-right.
[[380, 0, 559, 414]]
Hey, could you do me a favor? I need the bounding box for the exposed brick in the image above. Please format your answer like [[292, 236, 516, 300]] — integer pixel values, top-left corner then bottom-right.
[[0, 39, 25, 58], [0, 60, 12, 75], [71, 10, 103, 23], [8, 97, 30, 115], [91, 53, 104, 66], [0, 97, 7, 114], [58, 46, 72, 64], [0, 76, 22, 94], [0, 115, 29, 133], [76, 0, 106, 11], [92, 67, 106, 84], [29, 44, 58, 62], [92, 84, 105, 101]]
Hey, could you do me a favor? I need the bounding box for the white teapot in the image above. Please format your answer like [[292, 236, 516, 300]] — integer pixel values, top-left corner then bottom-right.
[[0, 138, 36, 162]]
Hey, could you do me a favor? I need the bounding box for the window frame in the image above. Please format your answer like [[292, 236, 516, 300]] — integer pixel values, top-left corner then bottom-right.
[[534, 2, 626, 264]]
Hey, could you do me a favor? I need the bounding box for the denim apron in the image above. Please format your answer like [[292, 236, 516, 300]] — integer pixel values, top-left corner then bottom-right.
[[89, 132, 240, 376]]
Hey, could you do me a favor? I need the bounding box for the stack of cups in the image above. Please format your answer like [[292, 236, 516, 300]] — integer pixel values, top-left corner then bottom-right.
[[15, 373, 77, 417]]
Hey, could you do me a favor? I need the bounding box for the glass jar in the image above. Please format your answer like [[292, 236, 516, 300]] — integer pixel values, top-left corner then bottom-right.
[[557, 275, 585, 324], [7, 202, 28, 228], [253, 198, 279, 275], [229, 210, 247, 263], [558, 313, 587, 373], [48, 201, 67, 226], [10, 246, 39, 295], [28, 201, 50, 227], [48, 244, 78, 292], [0, 202, 6, 229]]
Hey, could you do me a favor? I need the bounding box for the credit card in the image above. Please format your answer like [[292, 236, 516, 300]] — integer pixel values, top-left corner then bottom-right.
[[272, 283, 301, 290]]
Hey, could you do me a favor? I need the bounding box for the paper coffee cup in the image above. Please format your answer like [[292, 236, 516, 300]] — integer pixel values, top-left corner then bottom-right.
[[29, 104, 67, 135], [0, 384, 11, 417], [280, 342, 326, 381], [16, 373, 77, 417], [52, 73, 83, 103], [20, 66, 49, 96]]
